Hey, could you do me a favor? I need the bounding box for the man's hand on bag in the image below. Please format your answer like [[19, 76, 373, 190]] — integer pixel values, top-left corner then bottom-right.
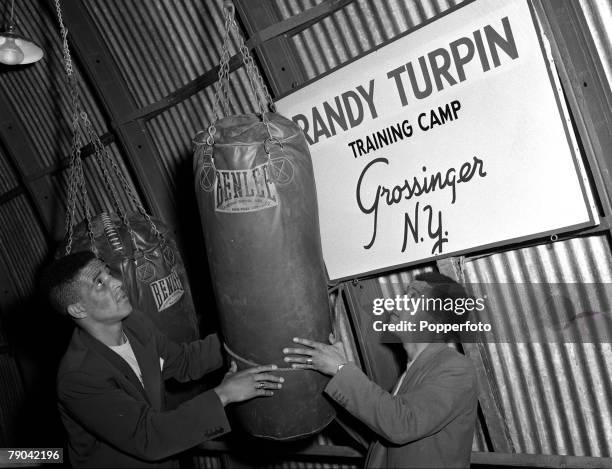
[[283, 334, 348, 376], [214, 361, 283, 406]]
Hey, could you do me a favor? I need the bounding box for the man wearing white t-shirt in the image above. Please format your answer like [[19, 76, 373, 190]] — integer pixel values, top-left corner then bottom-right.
[[43, 251, 282, 468], [283, 273, 478, 468]]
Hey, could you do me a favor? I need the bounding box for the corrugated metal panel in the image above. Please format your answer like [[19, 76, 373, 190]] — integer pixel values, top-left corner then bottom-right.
[[0, 353, 25, 447], [463, 234, 612, 457], [275, 0, 464, 80], [0, 0, 107, 169], [0, 196, 48, 298], [83, 0, 248, 109], [0, 147, 18, 195], [50, 144, 143, 224], [191, 455, 223, 469], [580, 0, 612, 92]]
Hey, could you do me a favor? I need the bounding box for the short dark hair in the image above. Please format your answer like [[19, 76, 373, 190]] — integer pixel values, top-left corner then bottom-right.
[[41, 251, 98, 315], [414, 272, 471, 327]]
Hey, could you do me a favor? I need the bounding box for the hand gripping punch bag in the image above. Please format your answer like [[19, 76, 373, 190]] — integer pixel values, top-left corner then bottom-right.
[[192, 2, 334, 440]]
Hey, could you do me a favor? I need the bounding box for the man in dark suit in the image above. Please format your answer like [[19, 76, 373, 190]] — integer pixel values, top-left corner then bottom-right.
[[283, 272, 478, 468], [43, 251, 283, 468]]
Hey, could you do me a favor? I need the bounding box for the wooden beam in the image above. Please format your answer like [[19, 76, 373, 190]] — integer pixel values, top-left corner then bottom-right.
[[0, 187, 24, 206], [25, 132, 115, 182], [532, 0, 612, 219], [57, 0, 178, 230], [234, 0, 307, 97], [344, 279, 403, 392], [0, 94, 62, 240], [437, 258, 514, 453]]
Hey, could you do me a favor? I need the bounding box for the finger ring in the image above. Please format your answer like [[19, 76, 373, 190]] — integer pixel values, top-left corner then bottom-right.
[[307, 358, 313, 364], [256, 383, 264, 389]]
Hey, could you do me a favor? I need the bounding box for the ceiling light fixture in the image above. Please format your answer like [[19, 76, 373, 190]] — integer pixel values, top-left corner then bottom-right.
[[0, 0, 43, 65]]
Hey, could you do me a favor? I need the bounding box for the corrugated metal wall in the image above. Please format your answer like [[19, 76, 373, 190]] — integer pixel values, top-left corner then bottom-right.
[[0, 147, 18, 194], [0, 196, 48, 298], [84, 0, 230, 108], [276, 0, 463, 79], [461, 235, 612, 457], [82, 0, 260, 212], [0, 0, 107, 167]]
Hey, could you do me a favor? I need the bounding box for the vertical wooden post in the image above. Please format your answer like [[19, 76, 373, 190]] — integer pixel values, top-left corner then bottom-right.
[[533, 0, 612, 220], [344, 279, 403, 391], [437, 257, 514, 453], [233, 0, 307, 97]]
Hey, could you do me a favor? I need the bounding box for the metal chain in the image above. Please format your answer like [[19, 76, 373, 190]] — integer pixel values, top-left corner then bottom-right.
[[63, 111, 82, 255], [208, 2, 277, 145], [54, 0, 165, 251], [234, 24, 276, 114], [55, 0, 98, 254], [227, 5, 276, 143], [54, 0, 73, 79], [211, 10, 233, 121], [233, 22, 269, 116], [81, 113, 140, 251], [90, 134, 166, 244], [75, 148, 97, 256]]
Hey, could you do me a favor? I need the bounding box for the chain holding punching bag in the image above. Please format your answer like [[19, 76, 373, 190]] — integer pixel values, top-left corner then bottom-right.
[[193, 2, 334, 440], [54, 0, 198, 344]]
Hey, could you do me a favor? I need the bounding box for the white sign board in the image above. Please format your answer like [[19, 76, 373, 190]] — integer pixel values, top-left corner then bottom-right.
[[276, 0, 596, 280]]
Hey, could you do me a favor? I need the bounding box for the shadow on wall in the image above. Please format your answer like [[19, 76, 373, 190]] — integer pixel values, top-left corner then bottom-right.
[[3, 271, 73, 448], [173, 152, 220, 339]]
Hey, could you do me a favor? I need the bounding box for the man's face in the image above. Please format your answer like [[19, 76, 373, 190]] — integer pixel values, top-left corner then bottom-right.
[[74, 259, 132, 325], [388, 280, 433, 340]]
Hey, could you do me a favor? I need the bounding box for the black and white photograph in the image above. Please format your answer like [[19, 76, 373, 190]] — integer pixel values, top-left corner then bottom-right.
[[0, 0, 611, 468]]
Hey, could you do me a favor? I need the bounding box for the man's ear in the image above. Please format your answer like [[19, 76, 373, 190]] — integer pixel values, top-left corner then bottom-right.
[[67, 303, 87, 320]]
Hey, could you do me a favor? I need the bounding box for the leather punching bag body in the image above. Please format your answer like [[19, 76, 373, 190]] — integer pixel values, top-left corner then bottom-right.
[[65, 211, 199, 344], [194, 112, 335, 440]]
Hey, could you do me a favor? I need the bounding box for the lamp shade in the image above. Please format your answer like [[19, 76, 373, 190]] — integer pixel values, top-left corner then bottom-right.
[[0, 28, 43, 65]]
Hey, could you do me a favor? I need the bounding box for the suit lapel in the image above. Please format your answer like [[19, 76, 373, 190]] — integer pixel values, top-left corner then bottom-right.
[[77, 328, 150, 403], [125, 327, 163, 410]]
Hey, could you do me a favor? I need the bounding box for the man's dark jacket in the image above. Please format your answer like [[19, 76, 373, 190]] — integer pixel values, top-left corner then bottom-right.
[[57, 310, 230, 468]]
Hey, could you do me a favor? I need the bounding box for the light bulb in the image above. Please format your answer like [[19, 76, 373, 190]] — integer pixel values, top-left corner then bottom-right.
[[0, 37, 24, 65]]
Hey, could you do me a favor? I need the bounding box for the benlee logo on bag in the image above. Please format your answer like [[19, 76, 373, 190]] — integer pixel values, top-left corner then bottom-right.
[[215, 162, 278, 213], [150, 270, 184, 311]]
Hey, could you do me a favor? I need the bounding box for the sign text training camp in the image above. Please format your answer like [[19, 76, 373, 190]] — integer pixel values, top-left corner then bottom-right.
[[276, 0, 594, 280]]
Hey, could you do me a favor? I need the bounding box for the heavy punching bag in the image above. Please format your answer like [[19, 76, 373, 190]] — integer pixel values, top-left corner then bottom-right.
[[192, 3, 334, 440], [65, 211, 199, 344], [54, 2, 198, 349]]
